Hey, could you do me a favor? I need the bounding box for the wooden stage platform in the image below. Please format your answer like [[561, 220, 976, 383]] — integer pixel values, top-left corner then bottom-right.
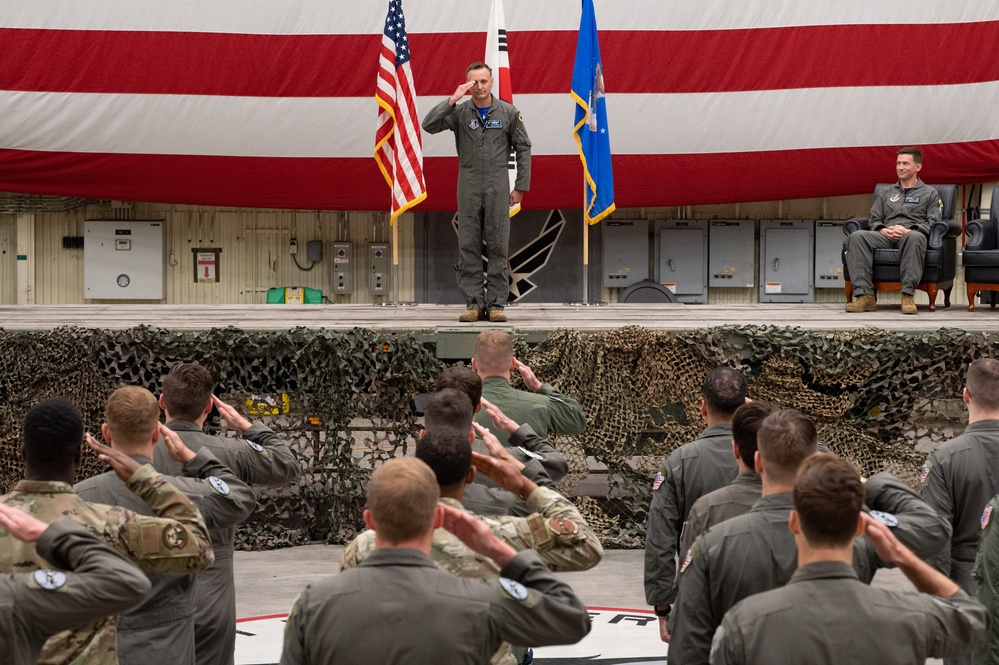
[[2, 303, 997, 337]]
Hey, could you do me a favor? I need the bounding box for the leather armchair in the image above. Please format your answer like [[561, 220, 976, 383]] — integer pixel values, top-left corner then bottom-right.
[[963, 187, 999, 311], [841, 184, 960, 311]]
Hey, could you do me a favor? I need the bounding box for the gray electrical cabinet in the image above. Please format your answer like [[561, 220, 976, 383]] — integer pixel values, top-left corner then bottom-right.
[[814, 221, 846, 289], [708, 220, 755, 288], [84, 220, 166, 300], [602, 220, 648, 288], [759, 220, 814, 303], [654, 220, 708, 303]]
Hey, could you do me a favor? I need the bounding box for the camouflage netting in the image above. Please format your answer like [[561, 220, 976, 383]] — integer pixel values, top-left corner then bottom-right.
[[0, 324, 992, 550]]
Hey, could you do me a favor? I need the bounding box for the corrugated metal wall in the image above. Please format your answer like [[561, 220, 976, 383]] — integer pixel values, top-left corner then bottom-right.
[[0, 214, 15, 303], [2, 185, 991, 306]]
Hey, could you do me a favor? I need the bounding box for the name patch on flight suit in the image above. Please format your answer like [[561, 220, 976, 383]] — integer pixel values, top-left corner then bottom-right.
[[483, 119, 503, 129], [905, 196, 920, 203]]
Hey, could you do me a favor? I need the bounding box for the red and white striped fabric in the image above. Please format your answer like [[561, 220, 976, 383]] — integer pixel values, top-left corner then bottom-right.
[[2, 1, 999, 211], [374, 0, 426, 221]]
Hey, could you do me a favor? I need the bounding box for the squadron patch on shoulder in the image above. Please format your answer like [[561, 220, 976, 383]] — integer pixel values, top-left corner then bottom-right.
[[498, 577, 529, 601], [32, 569, 67, 591], [245, 439, 265, 453], [548, 395, 566, 404], [162, 524, 189, 550], [869, 510, 899, 528], [983, 505, 993, 530], [652, 471, 665, 491], [209, 476, 231, 496], [548, 516, 578, 536]]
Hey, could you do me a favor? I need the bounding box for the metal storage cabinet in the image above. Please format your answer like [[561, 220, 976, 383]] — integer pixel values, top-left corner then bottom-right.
[[814, 221, 846, 289], [708, 220, 755, 289], [602, 220, 649, 288], [655, 220, 708, 303], [759, 220, 814, 303]]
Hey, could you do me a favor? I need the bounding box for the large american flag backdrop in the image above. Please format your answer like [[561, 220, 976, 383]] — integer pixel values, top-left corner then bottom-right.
[[2, 1, 999, 211]]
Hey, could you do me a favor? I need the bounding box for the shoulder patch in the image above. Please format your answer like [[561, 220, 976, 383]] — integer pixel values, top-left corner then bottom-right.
[[919, 462, 932, 484], [679, 549, 693, 574], [32, 569, 67, 591], [547, 395, 566, 404], [517, 446, 544, 461], [208, 476, 231, 496], [652, 471, 665, 491], [245, 439, 265, 453], [868, 510, 899, 528], [498, 577, 529, 601], [162, 524, 190, 550], [983, 505, 993, 530], [548, 515, 578, 536]]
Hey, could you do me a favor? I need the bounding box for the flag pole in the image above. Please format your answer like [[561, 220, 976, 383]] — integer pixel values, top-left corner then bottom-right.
[[392, 216, 399, 306], [582, 184, 589, 303]]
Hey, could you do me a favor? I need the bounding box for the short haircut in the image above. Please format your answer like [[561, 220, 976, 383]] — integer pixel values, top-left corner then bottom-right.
[[897, 146, 923, 164], [161, 363, 214, 421], [366, 457, 439, 544], [966, 358, 999, 411], [731, 400, 778, 467], [473, 331, 513, 375], [756, 409, 818, 485], [22, 396, 84, 476], [702, 367, 748, 419], [794, 453, 865, 548], [466, 61, 492, 77], [423, 388, 474, 433], [105, 386, 160, 448], [416, 427, 473, 492], [435, 366, 482, 411]]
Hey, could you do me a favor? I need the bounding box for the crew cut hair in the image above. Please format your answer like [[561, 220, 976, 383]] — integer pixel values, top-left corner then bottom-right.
[[22, 396, 84, 476], [794, 453, 865, 548], [161, 362, 214, 421], [417, 427, 473, 491], [731, 400, 778, 467], [966, 358, 999, 411], [702, 367, 748, 418], [424, 388, 474, 433], [756, 409, 818, 485], [366, 457, 439, 544]]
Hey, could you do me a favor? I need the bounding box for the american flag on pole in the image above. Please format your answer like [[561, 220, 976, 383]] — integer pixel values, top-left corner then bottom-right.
[[375, 0, 426, 221], [485, 0, 520, 216]]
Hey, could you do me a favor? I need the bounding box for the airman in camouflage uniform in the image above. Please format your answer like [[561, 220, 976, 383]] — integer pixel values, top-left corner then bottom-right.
[[0, 396, 214, 665], [0, 509, 151, 665], [342, 428, 602, 665]]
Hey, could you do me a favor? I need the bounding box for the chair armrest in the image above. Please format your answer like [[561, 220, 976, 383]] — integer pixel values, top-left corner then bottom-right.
[[966, 219, 998, 252], [928, 217, 962, 248], [844, 218, 870, 235]]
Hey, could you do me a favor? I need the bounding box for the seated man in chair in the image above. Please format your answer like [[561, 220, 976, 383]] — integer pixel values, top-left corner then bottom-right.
[[844, 147, 943, 315]]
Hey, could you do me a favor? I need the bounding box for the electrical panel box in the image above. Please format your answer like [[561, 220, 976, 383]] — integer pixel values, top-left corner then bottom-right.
[[654, 220, 708, 303], [84, 221, 165, 299], [306, 240, 323, 262], [759, 220, 814, 303], [814, 221, 846, 289], [332, 243, 352, 293], [708, 220, 756, 288], [368, 243, 390, 295], [602, 220, 648, 288]]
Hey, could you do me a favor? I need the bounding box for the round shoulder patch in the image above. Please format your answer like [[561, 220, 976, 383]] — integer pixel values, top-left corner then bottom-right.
[[245, 440, 265, 453], [868, 510, 899, 528], [162, 524, 190, 550], [33, 569, 67, 591], [548, 516, 578, 536], [498, 577, 529, 601], [209, 476, 231, 496]]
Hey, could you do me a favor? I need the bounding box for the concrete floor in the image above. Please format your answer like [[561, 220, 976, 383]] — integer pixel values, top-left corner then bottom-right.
[[233, 544, 941, 665]]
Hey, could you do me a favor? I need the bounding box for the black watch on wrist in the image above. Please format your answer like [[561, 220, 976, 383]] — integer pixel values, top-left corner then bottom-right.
[[654, 605, 671, 618]]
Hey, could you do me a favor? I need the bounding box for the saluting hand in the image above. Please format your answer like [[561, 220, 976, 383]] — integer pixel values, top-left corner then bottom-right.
[[440, 504, 516, 567], [471, 422, 525, 471], [0, 504, 48, 543], [471, 451, 535, 498], [513, 359, 543, 392], [158, 423, 196, 464], [212, 395, 252, 434], [86, 433, 141, 482], [480, 398, 520, 434], [449, 81, 474, 105]]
